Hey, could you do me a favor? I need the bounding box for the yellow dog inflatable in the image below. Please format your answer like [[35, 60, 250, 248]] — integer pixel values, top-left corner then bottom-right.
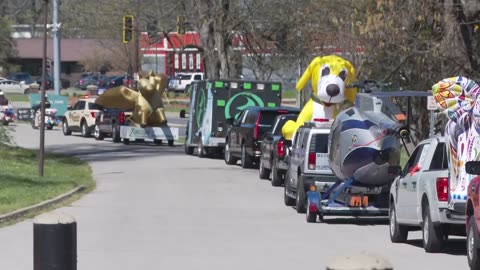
[[282, 55, 357, 140]]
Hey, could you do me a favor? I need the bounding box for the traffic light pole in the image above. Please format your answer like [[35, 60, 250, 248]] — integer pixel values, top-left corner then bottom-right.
[[52, 0, 61, 95], [134, 0, 141, 80]]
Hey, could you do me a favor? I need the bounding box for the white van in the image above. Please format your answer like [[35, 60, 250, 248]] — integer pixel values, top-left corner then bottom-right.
[[168, 72, 204, 93]]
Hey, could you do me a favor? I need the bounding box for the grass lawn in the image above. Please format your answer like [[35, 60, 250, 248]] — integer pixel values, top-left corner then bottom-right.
[[0, 146, 95, 216], [5, 93, 30, 103]]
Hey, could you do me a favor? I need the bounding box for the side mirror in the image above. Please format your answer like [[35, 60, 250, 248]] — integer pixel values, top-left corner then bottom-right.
[[179, 109, 186, 118], [226, 118, 234, 125], [388, 165, 402, 176], [466, 161, 480, 175]]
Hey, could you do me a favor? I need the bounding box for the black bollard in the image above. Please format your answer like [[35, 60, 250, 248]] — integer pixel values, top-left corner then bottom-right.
[[34, 212, 77, 270]]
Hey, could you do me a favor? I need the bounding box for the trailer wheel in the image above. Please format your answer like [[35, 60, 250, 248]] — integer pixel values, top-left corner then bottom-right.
[[168, 140, 174, 147], [154, 139, 163, 145], [389, 202, 408, 243], [198, 140, 206, 158], [468, 216, 480, 269], [306, 197, 317, 223], [123, 138, 130, 145], [422, 204, 445, 253], [184, 140, 194, 154]]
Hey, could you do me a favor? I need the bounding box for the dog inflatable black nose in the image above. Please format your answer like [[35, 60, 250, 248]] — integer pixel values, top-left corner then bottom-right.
[[326, 84, 340, 97]]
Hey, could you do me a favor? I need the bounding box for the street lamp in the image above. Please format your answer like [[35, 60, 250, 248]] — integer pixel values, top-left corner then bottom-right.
[[39, 0, 49, 176]]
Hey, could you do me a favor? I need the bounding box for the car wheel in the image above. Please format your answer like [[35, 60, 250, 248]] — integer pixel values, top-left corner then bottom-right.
[[112, 123, 121, 143], [295, 175, 306, 213], [62, 118, 72, 135], [241, 143, 253, 168], [46, 125, 53, 130], [389, 201, 408, 243], [422, 204, 445, 253], [24, 89, 30, 95], [468, 216, 480, 269], [258, 158, 271, 180], [224, 140, 237, 165], [271, 159, 283, 187], [94, 124, 105, 140], [81, 120, 91, 137], [284, 169, 295, 206]]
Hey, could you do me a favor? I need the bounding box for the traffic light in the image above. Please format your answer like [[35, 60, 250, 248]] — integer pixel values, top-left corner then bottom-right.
[[123, 15, 134, 43], [147, 20, 158, 39], [177, 15, 185, 34]]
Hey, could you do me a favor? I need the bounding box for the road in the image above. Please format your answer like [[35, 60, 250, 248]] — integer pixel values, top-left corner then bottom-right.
[[0, 122, 468, 270]]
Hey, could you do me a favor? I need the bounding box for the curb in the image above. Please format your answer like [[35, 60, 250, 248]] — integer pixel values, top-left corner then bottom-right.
[[0, 185, 86, 224]]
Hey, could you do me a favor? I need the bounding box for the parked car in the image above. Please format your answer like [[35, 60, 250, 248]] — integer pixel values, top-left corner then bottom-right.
[[284, 120, 338, 213], [389, 136, 466, 252], [465, 161, 480, 269], [224, 106, 300, 168], [76, 74, 104, 90], [168, 72, 204, 92], [7, 72, 33, 85], [36, 75, 70, 90], [0, 80, 30, 94], [62, 98, 102, 137], [258, 112, 300, 186], [106, 75, 131, 89], [93, 108, 131, 142]]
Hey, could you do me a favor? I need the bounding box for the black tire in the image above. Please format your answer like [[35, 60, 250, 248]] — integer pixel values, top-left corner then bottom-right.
[[224, 140, 237, 165], [46, 125, 53, 130], [468, 216, 480, 269], [24, 89, 30, 95], [81, 120, 91, 137], [271, 159, 283, 187], [123, 138, 130, 145], [112, 123, 121, 143], [154, 139, 163, 145], [184, 140, 194, 155], [295, 175, 306, 213], [258, 158, 271, 179], [241, 143, 253, 168], [94, 124, 104, 140], [62, 118, 72, 135], [168, 140, 174, 147], [389, 201, 408, 243], [306, 198, 317, 223], [284, 170, 295, 206], [422, 204, 445, 253]]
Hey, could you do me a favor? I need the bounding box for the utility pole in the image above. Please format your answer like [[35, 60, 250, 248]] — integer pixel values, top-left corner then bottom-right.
[[39, 0, 49, 177], [52, 0, 61, 95], [134, 0, 141, 82]]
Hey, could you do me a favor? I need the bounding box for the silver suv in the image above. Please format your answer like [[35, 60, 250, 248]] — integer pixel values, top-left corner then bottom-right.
[[284, 121, 338, 213]]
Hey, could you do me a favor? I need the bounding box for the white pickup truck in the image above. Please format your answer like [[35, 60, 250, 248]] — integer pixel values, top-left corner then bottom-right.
[[389, 136, 465, 253], [168, 72, 204, 93]]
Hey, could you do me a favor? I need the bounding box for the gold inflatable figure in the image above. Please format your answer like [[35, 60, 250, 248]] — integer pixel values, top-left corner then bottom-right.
[[95, 71, 168, 127]]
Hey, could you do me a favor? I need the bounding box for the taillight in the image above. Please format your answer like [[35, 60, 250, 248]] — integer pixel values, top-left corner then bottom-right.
[[277, 140, 285, 157], [436, 177, 449, 201], [308, 152, 316, 170], [119, 112, 125, 124], [217, 122, 224, 132], [91, 112, 96, 118], [254, 113, 261, 140]]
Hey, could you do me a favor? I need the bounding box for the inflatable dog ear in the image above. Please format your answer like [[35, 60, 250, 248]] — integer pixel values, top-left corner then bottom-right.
[[295, 55, 357, 104]]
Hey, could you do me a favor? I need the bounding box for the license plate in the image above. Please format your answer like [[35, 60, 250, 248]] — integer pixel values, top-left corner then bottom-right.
[[348, 196, 368, 207]]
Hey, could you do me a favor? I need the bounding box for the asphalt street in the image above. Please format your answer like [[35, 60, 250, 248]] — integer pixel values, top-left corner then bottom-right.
[[0, 122, 468, 270]]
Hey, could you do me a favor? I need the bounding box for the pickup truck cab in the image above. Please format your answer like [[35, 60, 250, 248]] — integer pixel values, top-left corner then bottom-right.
[[389, 136, 465, 253], [284, 120, 338, 213], [258, 113, 300, 186], [168, 72, 204, 93], [94, 108, 132, 142], [224, 106, 300, 168], [62, 98, 101, 137]]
